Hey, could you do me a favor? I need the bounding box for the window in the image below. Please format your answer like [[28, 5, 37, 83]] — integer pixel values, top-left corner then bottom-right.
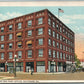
[[28, 20, 32, 27], [63, 53, 65, 60], [60, 52, 62, 59], [9, 43, 13, 49], [1, 44, 4, 49], [1, 36, 4, 41], [48, 18, 51, 25], [38, 38, 43, 45], [53, 50, 56, 58], [38, 28, 43, 35], [38, 49, 43, 57], [49, 49, 51, 57], [48, 29, 51, 36], [28, 30, 32, 36], [57, 33, 59, 40], [66, 46, 68, 51], [53, 41, 55, 47], [63, 45, 65, 50], [60, 35, 62, 41], [27, 40, 32, 47], [53, 31, 55, 38], [66, 39, 68, 44], [53, 22, 55, 28], [1, 27, 4, 32], [56, 24, 59, 30], [18, 23, 22, 29], [9, 34, 12, 40], [57, 51, 59, 59], [17, 32, 22, 38], [9, 52, 12, 59], [38, 18, 43, 25], [9, 25, 12, 30], [60, 27, 62, 33], [48, 38, 51, 46], [60, 44, 62, 50], [18, 51, 22, 59], [1, 53, 4, 60], [17, 42, 22, 48], [57, 42, 59, 48], [28, 50, 32, 58]]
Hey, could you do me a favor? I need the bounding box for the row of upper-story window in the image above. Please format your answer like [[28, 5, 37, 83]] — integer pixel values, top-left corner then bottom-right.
[[0, 38, 44, 49], [0, 49, 43, 60], [48, 29, 74, 46], [48, 49, 74, 61], [48, 39, 74, 53], [48, 18, 74, 40], [0, 49, 74, 61], [0, 17, 44, 33], [0, 28, 43, 41]]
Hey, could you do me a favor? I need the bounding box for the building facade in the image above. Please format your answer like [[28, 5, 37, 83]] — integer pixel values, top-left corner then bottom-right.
[[0, 9, 75, 72]]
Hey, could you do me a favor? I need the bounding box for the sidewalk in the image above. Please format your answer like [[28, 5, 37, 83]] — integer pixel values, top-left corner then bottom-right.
[[0, 76, 14, 80]]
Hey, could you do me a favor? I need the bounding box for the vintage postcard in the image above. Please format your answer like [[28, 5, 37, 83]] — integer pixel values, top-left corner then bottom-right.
[[0, 1, 84, 84]]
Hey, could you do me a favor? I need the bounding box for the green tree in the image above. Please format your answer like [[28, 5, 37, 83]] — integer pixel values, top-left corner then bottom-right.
[[75, 54, 81, 68]]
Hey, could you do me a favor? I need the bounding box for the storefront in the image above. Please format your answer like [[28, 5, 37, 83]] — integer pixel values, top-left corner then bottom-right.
[[48, 61, 56, 72], [36, 61, 45, 72], [0, 63, 5, 72], [26, 62, 34, 72], [57, 62, 63, 72]]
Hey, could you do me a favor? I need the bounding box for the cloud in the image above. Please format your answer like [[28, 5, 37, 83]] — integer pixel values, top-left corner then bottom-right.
[[0, 12, 22, 22]]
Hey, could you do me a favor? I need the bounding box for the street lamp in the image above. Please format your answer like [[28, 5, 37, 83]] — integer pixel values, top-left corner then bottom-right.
[[14, 55, 17, 77]]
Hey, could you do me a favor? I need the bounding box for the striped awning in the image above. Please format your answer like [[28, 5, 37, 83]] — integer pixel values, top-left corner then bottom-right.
[[17, 32, 22, 36], [17, 42, 22, 45], [26, 40, 32, 44]]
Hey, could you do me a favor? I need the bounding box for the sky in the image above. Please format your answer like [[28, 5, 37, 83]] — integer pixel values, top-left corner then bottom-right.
[[0, 6, 84, 59]]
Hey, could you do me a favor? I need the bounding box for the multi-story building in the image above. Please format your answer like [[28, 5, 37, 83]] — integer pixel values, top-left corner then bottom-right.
[[0, 9, 75, 72]]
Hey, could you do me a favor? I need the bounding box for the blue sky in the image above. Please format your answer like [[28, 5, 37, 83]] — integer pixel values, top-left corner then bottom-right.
[[0, 6, 84, 58]]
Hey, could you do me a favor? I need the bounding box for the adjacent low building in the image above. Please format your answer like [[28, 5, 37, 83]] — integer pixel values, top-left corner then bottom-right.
[[0, 9, 75, 72]]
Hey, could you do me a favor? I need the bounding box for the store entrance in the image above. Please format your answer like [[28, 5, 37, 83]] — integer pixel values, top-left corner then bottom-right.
[[0, 63, 5, 72]]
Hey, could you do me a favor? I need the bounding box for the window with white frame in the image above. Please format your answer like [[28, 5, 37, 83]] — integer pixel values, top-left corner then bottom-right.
[[38, 38, 43, 45], [1, 27, 4, 32], [48, 38, 51, 46], [9, 25, 12, 30], [63, 45, 65, 51], [57, 42, 59, 48], [57, 33, 59, 40], [38, 18, 43, 25], [38, 28, 43, 35], [28, 50, 32, 58], [1, 35, 4, 41], [48, 18, 51, 26], [53, 31, 55, 38], [66, 46, 68, 51], [53, 22, 55, 28], [38, 49, 43, 57], [63, 53, 65, 60], [48, 28, 51, 36], [56, 24, 59, 30], [9, 52, 13, 59], [49, 49, 51, 57], [1, 44, 4, 49], [18, 23, 22, 29], [53, 50, 56, 58], [57, 51, 59, 59], [28, 20, 32, 27], [53, 40, 55, 47], [9, 34, 12, 40], [60, 35, 62, 41], [60, 52, 62, 59], [60, 44, 62, 50], [60, 27, 62, 33], [28, 30, 32, 36], [18, 51, 22, 59], [1, 53, 4, 60], [9, 43, 13, 49]]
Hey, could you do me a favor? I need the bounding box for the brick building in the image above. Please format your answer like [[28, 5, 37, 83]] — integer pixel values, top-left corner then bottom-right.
[[0, 9, 75, 72]]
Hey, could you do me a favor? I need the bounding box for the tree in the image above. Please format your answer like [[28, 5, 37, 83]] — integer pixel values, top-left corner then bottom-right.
[[75, 54, 81, 68]]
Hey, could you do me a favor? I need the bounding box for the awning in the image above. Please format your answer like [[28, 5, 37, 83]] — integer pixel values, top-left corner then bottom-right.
[[26, 40, 32, 44], [17, 32, 22, 36], [17, 42, 22, 45]]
